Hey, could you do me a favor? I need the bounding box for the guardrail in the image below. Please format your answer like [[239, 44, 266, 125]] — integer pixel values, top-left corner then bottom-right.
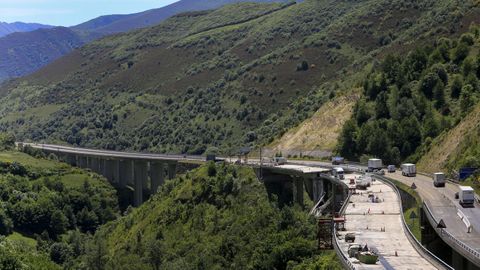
[[423, 202, 480, 263], [375, 175, 453, 270], [333, 225, 356, 270], [333, 189, 355, 269], [457, 209, 473, 233]]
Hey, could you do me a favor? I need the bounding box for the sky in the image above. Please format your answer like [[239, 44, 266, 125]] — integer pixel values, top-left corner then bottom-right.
[[0, 0, 179, 27]]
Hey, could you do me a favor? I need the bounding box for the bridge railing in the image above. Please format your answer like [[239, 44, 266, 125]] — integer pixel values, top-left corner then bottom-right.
[[332, 190, 355, 270], [376, 175, 453, 270], [423, 202, 480, 262]]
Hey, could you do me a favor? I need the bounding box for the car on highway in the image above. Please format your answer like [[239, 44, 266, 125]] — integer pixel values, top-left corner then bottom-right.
[[387, 165, 396, 173]]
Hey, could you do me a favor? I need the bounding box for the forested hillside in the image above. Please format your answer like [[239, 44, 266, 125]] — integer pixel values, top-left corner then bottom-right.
[[0, 134, 119, 268], [337, 27, 480, 167], [2, 0, 479, 156], [72, 163, 341, 270]]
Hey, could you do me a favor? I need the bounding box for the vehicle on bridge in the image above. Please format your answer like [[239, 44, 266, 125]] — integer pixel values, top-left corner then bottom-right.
[[273, 156, 287, 165], [355, 174, 372, 189], [459, 186, 475, 207], [433, 172, 446, 187], [332, 167, 345, 180], [332, 156, 344, 165], [401, 163, 416, 177], [367, 158, 382, 172]]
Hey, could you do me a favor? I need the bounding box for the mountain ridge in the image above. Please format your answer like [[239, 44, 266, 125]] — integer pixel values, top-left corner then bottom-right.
[[0, 21, 54, 38]]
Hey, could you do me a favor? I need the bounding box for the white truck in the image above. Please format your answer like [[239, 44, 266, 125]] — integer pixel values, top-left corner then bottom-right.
[[273, 156, 287, 165], [433, 172, 445, 187], [401, 163, 416, 177], [356, 174, 372, 189], [459, 186, 475, 207], [333, 167, 345, 180], [367, 159, 382, 172]]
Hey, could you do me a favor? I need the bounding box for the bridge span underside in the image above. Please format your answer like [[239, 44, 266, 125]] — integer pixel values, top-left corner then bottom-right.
[[258, 166, 347, 212], [50, 150, 178, 207]]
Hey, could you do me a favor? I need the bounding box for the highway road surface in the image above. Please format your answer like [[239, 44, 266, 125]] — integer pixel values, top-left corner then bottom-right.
[[387, 172, 480, 259], [337, 173, 437, 269]]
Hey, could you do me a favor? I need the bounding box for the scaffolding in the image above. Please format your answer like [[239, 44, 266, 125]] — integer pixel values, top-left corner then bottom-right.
[[317, 217, 333, 249]]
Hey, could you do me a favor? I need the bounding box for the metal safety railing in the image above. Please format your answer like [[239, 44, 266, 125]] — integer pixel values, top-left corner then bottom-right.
[[333, 189, 355, 270], [376, 175, 453, 270]]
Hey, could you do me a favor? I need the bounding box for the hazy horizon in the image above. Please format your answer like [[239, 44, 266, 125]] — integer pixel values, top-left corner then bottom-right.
[[0, 0, 179, 27]]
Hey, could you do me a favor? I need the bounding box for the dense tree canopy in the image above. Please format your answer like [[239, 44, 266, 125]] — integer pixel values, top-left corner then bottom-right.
[[338, 29, 480, 164]]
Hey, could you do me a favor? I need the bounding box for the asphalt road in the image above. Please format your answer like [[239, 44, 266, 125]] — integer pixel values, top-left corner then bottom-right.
[[386, 172, 480, 255]]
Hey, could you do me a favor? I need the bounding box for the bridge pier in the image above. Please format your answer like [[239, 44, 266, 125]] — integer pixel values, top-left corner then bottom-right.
[[89, 157, 100, 173], [112, 160, 120, 184], [150, 162, 165, 194], [168, 163, 177, 179], [134, 160, 148, 207], [99, 158, 106, 176], [104, 159, 118, 183], [78, 156, 88, 168], [293, 177, 304, 207], [119, 160, 133, 188]]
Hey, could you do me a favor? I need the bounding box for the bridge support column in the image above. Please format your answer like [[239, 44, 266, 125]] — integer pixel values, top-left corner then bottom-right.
[[98, 158, 106, 176], [313, 178, 324, 202], [89, 157, 99, 173], [78, 156, 88, 168], [134, 160, 148, 207], [65, 154, 77, 166], [150, 162, 165, 194], [104, 159, 117, 183], [293, 177, 304, 207], [168, 163, 177, 179], [119, 160, 133, 188], [112, 160, 120, 184]]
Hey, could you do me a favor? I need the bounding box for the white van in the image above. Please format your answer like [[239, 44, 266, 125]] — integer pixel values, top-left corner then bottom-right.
[[333, 167, 345, 180]]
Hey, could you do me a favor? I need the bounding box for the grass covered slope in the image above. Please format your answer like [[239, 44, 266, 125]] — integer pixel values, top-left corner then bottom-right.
[[2, 0, 479, 155], [81, 163, 340, 270], [268, 92, 360, 157]]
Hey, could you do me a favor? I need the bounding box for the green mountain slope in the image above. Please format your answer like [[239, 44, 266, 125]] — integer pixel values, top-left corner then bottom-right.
[[1, 0, 479, 156], [0, 27, 100, 82], [75, 163, 340, 269], [0, 0, 289, 82], [337, 26, 480, 166], [0, 136, 119, 268]]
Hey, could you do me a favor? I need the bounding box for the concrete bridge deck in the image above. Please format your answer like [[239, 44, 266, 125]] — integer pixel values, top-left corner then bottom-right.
[[21, 143, 204, 162], [336, 173, 437, 269], [388, 171, 480, 268]]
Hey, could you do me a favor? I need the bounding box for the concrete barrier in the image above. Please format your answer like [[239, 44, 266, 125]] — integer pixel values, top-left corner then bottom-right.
[[457, 209, 473, 233], [375, 175, 453, 270]]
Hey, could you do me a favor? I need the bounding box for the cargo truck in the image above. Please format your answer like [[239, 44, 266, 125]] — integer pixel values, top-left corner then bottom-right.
[[401, 163, 416, 177], [367, 158, 382, 172], [355, 174, 372, 189], [459, 186, 475, 207], [433, 172, 445, 187], [332, 156, 345, 165]]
